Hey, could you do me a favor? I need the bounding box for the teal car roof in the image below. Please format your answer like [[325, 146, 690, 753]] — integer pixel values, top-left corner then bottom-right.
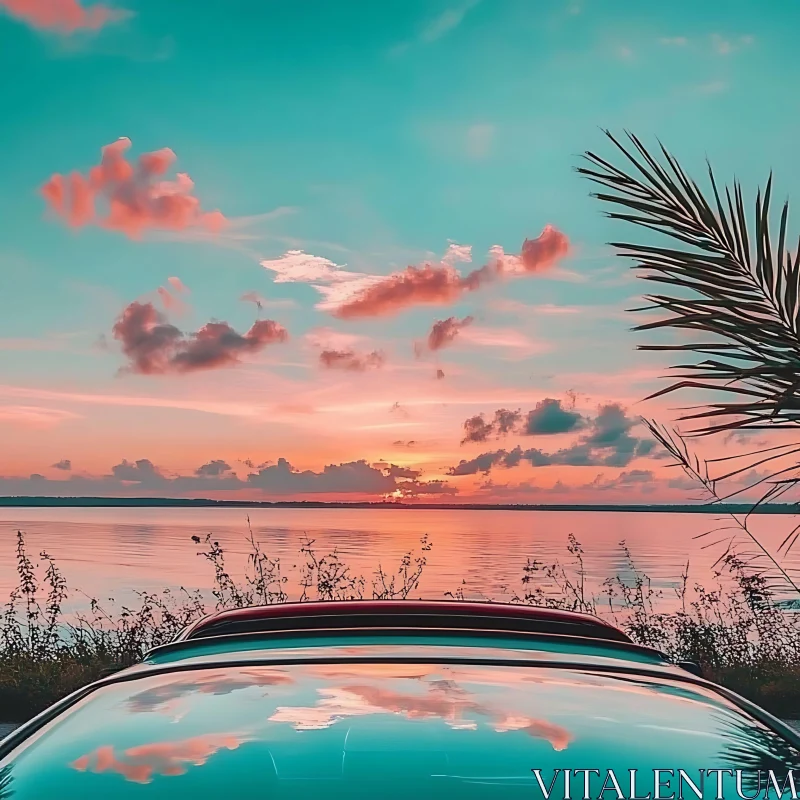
[[2, 632, 799, 799]]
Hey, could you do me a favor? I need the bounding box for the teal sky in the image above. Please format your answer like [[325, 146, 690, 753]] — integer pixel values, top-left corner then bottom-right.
[[0, 0, 796, 501]]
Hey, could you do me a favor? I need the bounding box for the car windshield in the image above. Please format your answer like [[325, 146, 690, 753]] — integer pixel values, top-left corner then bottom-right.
[[2, 661, 798, 799]]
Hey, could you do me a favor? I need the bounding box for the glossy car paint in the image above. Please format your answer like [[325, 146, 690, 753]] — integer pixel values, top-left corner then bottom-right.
[[1, 632, 799, 798]]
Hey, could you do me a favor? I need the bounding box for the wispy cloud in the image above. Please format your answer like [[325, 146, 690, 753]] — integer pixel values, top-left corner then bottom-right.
[[658, 33, 754, 56], [615, 45, 634, 61], [711, 33, 753, 56], [0, 385, 264, 419], [0, 405, 82, 428], [319, 349, 385, 372], [240, 291, 297, 311], [457, 326, 550, 359], [490, 300, 579, 317], [420, 0, 480, 43], [390, 0, 481, 56]]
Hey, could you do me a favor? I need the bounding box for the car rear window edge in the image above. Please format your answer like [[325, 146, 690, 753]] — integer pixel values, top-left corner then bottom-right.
[[144, 627, 665, 662]]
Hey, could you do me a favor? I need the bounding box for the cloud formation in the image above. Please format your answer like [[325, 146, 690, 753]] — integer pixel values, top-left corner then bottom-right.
[[423, 315, 474, 352], [461, 409, 527, 444], [319, 348, 385, 372], [373, 462, 422, 479], [450, 404, 655, 475], [260, 226, 569, 319], [41, 138, 226, 239], [112, 301, 288, 375], [195, 460, 232, 477], [0, 457, 454, 499], [52, 459, 72, 471], [335, 226, 568, 318], [585, 469, 655, 492], [247, 459, 424, 496], [334, 262, 488, 319], [460, 399, 584, 443], [522, 398, 584, 435], [0, 0, 124, 33]]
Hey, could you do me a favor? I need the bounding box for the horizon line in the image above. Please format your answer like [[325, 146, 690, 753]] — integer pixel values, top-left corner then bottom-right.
[[0, 497, 798, 514]]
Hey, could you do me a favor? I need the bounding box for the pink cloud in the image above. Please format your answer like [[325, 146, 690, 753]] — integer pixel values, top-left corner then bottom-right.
[[333, 226, 569, 319], [41, 138, 226, 239], [112, 301, 288, 375], [0, 0, 124, 33], [319, 349, 385, 371], [157, 278, 189, 313], [333, 263, 488, 319], [156, 286, 182, 313], [260, 227, 569, 319], [167, 276, 188, 293], [520, 225, 570, 272], [489, 225, 570, 275]]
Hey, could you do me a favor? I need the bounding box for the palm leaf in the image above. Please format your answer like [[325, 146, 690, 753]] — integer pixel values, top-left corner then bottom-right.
[[0, 765, 12, 799], [643, 419, 800, 594], [577, 131, 800, 436]]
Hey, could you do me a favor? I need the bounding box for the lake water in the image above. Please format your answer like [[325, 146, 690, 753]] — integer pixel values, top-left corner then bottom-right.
[[1, 507, 800, 612]]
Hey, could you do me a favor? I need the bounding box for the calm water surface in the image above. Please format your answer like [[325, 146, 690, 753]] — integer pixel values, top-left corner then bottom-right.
[[1, 508, 799, 611]]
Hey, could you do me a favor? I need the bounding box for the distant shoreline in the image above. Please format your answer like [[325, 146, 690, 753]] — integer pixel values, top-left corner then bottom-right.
[[0, 497, 798, 514]]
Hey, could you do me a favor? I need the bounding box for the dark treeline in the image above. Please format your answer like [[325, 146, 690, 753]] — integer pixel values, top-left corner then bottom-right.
[[0, 496, 799, 513]]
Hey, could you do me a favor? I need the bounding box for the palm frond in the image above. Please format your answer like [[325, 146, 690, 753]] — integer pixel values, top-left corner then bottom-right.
[[578, 131, 800, 435], [0, 765, 12, 800], [642, 419, 800, 595]]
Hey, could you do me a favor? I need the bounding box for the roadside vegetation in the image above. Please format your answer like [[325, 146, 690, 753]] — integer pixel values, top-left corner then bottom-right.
[[1, 527, 799, 723]]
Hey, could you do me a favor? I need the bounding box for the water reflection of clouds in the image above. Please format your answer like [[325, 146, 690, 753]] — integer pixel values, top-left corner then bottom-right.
[[48, 662, 779, 788], [124, 667, 294, 718], [71, 733, 251, 785], [268, 679, 572, 751]]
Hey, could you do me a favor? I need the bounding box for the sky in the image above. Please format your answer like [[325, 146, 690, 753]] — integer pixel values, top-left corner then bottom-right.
[[0, 0, 798, 503]]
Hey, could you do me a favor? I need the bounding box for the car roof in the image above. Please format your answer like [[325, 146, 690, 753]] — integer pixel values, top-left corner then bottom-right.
[[174, 600, 634, 645], [2, 649, 799, 799]]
